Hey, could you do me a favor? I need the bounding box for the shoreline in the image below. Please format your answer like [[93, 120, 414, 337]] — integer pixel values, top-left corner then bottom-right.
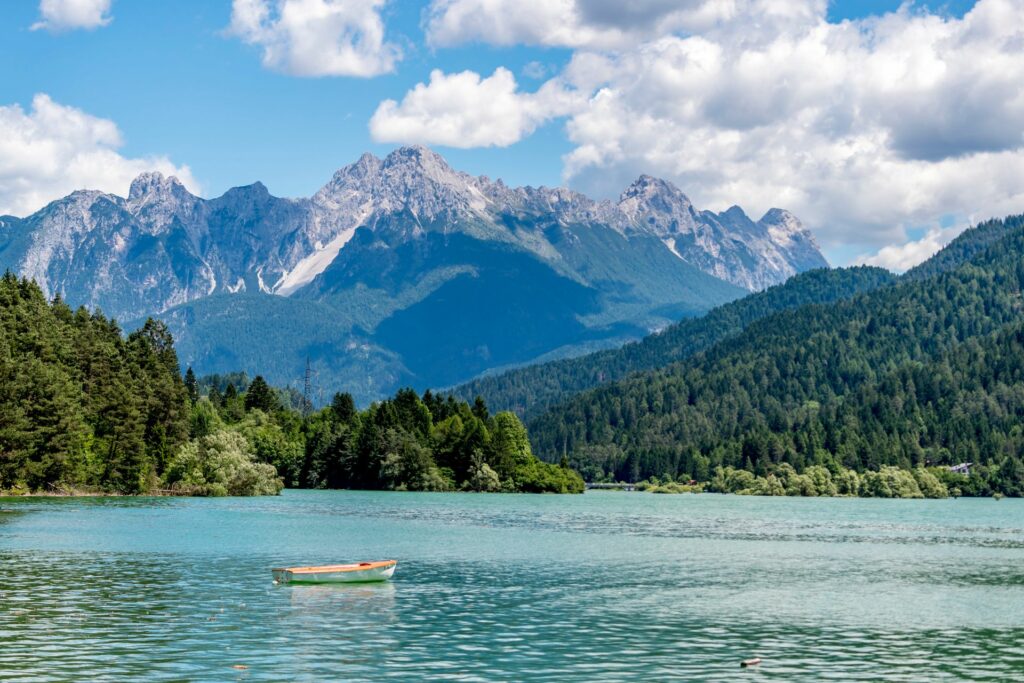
[[0, 486, 582, 499]]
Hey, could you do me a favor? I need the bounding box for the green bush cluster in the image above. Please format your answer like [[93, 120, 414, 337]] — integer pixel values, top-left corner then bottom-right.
[[164, 431, 282, 496], [641, 481, 705, 494], [706, 464, 950, 498]]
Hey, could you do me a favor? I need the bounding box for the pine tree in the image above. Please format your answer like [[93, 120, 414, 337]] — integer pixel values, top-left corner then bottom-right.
[[330, 392, 357, 424], [244, 375, 278, 413], [184, 367, 199, 404], [472, 396, 489, 421]]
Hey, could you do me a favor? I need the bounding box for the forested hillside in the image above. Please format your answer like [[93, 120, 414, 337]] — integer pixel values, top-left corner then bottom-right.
[[0, 272, 279, 495], [530, 215, 1024, 496], [454, 267, 895, 418], [0, 273, 580, 495]]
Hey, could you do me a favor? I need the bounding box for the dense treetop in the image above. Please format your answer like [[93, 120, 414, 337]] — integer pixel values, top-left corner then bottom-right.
[[295, 387, 583, 493], [0, 273, 190, 493]]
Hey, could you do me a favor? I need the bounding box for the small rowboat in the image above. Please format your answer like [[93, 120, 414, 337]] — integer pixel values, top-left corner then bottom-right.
[[272, 560, 397, 584]]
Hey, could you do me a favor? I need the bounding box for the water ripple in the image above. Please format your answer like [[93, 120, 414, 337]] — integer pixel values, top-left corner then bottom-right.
[[1, 492, 1022, 680]]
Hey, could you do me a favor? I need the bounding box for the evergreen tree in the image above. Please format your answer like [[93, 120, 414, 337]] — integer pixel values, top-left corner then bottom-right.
[[184, 367, 199, 404], [244, 375, 278, 413], [472, 396, 489, 421], [331, 392, 357, 424]]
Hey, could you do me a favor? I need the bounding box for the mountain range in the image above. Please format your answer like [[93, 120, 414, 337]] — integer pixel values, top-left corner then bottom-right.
[[0, 146, 826, 402]]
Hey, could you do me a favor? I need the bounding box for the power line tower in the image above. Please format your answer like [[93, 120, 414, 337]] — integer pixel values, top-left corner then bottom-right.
[[302, 357, 313, 417]]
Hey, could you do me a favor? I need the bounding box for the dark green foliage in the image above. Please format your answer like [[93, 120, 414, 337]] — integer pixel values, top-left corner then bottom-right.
[[330, 392, 357, 423], [244, 375, 279, 413], [530, 215, 1024, 496], [0, 276, 577, 495], [454, 267, 895, 419], [299, 389, 583, 493], [198, 371, 250, 396], [0, 274, 189, 493], [184, 367, 199, 404]]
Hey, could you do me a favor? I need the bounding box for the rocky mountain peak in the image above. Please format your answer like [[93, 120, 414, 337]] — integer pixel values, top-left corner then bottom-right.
[[714, 205, 758, 233], [349, 152, 383, 177], [126, 172, 201, 235], [758, 208, 824, 257], [380, 145, 478, 192], [365, 145, 490, 221], [617, 175, 697, 235], [218, 181, 271, 204], [760, 208, 807, 236], [128, 172, 190, 203], [383, 144, 445, 167], [620, 174, 683, 200]]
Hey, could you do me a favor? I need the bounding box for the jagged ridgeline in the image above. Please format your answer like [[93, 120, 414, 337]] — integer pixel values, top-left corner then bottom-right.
[[528, 214, 1024, 496], [0, 146, 826, 403], [0, 273, 581, 495]]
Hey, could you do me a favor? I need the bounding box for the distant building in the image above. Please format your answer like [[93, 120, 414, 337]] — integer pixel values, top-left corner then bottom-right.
[[948, 462, 973, 475]]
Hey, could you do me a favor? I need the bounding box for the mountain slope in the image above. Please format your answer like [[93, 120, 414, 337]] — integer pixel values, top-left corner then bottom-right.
[[903, 215, 1024, 281], [0, 146, 826, 403], [452, 266, 896, 418], [528, 214, 1024, 488]]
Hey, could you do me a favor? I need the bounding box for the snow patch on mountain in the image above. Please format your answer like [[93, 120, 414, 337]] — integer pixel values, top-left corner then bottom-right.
[[275, 225, 359, 295], [663, 237, 683, 260]]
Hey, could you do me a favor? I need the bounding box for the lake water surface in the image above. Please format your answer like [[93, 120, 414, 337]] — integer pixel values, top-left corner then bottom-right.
[[1, 490, 1022, 681]]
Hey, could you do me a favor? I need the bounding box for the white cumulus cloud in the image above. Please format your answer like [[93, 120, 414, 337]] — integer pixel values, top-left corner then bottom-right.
[[425, 0, 825, 49], [414, 0, 1024, 257], [227, 0, 401, 77], [31, 0, 112, 32], [0, 94, 197, 217], [369, 67, 582, 148], [855, 224, 969, 272]]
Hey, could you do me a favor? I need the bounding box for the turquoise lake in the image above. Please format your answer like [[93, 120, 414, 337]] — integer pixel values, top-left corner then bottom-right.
[[1, 490, 1023, 681]]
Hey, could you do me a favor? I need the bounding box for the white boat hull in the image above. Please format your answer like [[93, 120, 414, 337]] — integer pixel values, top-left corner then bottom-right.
[[272, 561, 397, 584]]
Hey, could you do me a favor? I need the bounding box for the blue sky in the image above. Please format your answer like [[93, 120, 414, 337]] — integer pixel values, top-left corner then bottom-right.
[[4, 0, 1019, 270], [0, 1, 577, 195]]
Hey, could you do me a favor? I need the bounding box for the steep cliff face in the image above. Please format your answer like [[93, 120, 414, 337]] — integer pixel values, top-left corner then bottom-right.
[[0, 146, 827, 401]]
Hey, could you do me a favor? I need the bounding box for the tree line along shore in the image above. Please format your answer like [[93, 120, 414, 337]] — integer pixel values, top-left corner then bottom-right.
[[0, 273, 582, 496]]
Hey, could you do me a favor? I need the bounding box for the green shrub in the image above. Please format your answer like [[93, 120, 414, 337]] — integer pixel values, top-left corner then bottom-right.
[[913, 468, 949, 499], [647, 481, 704, 494], [164, 430, 283, 496], [860, 466, 923, 498]]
